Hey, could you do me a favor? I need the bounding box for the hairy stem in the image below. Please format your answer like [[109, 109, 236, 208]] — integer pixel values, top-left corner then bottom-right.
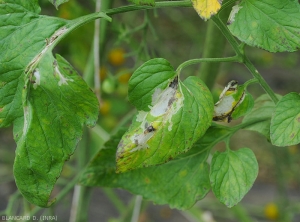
[[176, 56, 239, 73], [102, 188, 127, 215]]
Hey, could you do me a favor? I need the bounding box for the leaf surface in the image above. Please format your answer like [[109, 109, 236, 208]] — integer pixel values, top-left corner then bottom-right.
[[210, 148, 258, 207], [270, 93, 300, 146], [228, 0, 300, 52]]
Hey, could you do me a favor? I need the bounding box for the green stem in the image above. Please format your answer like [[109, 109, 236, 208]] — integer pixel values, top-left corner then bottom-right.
[[243, 57, 279, 103], [231, 117, 268, 132], [199, 0, 235, 89], [131, 196, 143, 222], [231, 204, 253, 222], [244, 78, 259, 87], [211, 16, 243, 59], [176, 56, 239, 73], [93, 0, 102, 101], [211, 16, 279, 104], [30, 170, 83, 216], [225, 138, 231, 151], [105, 0, 191, 16], [70, 129, 92, 222], [1, 191, 21, 216], [102, 188, 127, 215]]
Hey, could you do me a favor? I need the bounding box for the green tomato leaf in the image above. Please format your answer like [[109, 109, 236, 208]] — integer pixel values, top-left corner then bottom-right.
[[0, 0, 111, 206], [128, 0, 155, 6], [242, 94, 281, 139], [81, 123, 234, 209], [81, 124, 234, 209], [14, 52, 99, 207], [0, 0, 109, 128], [82, 129, 211, 210], [117, 75, 214, 173], [270, 93, 300, 146], [48, 0, 69, 9], [210, 148, 258, 208], [228, 0, 300, 52], [128, 58, 177, 111], [231, 91, 254, 120]]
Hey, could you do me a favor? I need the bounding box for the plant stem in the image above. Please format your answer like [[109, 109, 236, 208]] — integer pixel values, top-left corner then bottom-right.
[[199, 0, 235, 89], [69, 129, 93, 222], [243, 57, 279, 103], [244, 78, 258, 87], [105, 1, 192, 16], [93, 0, 102, 102], [1, 191, 21, 216], [102, 188, 127, 215], [211, 16, 279, 104], [211, 16, 243, 59], [176, 56, 239, 73], [231, 204, 253, 222], [29, 170, 83, 216], [131, 196, 143, 222], [225, 138, 231, 151]]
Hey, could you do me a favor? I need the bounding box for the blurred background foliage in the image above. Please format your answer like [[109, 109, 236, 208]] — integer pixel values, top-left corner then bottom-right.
[[1, 0, 300, 221]]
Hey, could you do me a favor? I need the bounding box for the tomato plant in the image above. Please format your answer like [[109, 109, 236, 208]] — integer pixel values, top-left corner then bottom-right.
[[1, 0, 300, 221]]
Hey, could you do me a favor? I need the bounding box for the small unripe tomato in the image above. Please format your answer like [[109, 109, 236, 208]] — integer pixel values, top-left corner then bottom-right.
[[102, 77, 117, 94], [264, 202, 279, 220], [108, 48, 125, 66]]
